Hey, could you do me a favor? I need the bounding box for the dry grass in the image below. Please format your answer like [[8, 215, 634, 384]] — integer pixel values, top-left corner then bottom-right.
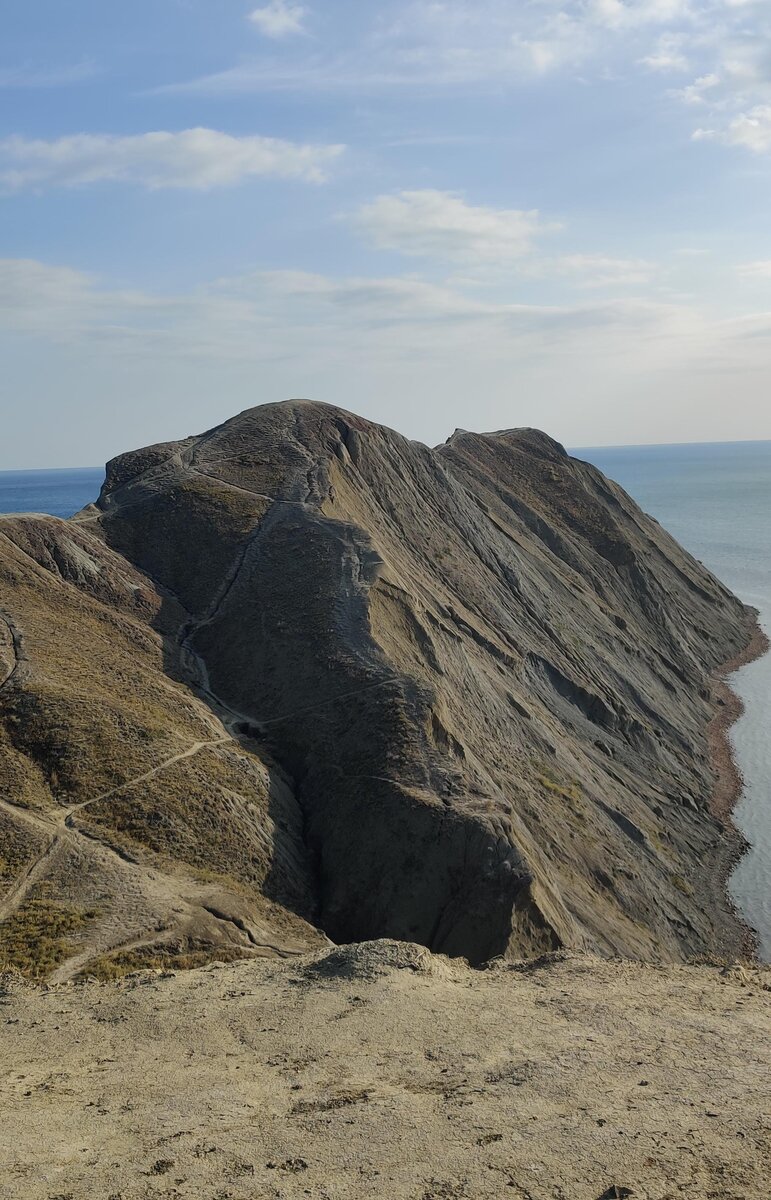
[[0, 519, 318, 979], [0, 816, 45, 884], [0, 898, 98, 979], [536, 768, 582, 805], [78, 941, 252, 982]]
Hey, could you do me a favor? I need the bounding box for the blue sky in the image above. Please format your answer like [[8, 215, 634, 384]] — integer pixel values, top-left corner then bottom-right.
[[3, 0, 771, 468]]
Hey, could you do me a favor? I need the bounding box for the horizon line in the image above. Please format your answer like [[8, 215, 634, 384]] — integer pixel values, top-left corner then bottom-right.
[[3, 435, 771, 475]]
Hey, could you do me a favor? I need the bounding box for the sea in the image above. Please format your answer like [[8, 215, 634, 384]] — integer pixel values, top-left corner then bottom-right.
[[577, 441, 771, 961], [0, 467, 104, 519], [1, 445, 770, 957]]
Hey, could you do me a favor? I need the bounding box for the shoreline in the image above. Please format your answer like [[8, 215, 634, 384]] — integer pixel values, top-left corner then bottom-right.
[[707, 606, 770, 961]]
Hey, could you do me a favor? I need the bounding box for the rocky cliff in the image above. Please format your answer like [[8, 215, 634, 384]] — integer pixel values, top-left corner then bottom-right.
[[0, 401, 757, 978]]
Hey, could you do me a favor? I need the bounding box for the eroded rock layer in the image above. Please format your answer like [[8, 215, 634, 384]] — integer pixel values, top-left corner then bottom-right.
[[0, 401, 756, 976]]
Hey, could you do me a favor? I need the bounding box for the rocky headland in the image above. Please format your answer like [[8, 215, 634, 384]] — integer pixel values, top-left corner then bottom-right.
[[2, 400, 770, 1198], [0, 399, 765, 980]]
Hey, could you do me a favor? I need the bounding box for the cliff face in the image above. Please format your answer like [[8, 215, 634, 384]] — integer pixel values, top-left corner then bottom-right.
[[0, 401, 755, 978]]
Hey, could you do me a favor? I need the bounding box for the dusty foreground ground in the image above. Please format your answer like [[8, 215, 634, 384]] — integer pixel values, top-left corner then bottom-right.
[[1, 942, 769, 1200]]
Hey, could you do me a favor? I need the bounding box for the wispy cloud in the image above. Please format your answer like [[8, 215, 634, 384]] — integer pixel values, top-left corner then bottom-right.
[[663, 2, 771, 154], [0, 257, 692, 356], [640, 33, 690, 71], [587, 1, 693, 31], [351, 191, 657, 290], [672, 71, 720, 104], [0, 60, 99, 89], [694, 105, 771, 153], [248, 1, 308, 39], [6, 254, 768, 451], [151, 1, 771, 166], [0, 128, 344, 192], [4, 256, 771, 450], [155, 0, 705, 95], [736, 259, 771, 279], [353, 190, 559, 262], [549, 254, 657, 287]]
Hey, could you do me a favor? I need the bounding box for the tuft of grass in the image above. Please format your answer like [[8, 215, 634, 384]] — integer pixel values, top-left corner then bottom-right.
[[79, 942, 252, 982], [536, 769, 582, 805], [0, 900, 98, 980]]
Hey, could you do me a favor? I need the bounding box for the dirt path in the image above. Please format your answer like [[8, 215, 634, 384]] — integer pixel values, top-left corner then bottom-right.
[[0, 833, 62, 924], [0, 735, 231, 845], [0, 734, 254, 981], [0, 585, 304, 982], [1, 489, 394, 982], [62, 736, 231, 820]]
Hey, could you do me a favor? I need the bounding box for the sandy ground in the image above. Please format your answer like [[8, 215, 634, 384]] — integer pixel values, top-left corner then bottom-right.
[[0, 941, 769, 1200]]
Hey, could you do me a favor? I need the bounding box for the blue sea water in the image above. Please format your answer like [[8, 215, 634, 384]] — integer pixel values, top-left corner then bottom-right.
[[577, 441, 771, 960], [0, 467, 104, 519], [1, 447, 769, 956]]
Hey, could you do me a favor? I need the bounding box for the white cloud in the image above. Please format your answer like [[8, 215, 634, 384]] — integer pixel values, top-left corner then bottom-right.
[[672, 71, 720, 104], [640, 33, 690, 71], [693, 104, 771, 152], [354, 190, 559, 262], [0, 257, 691, 363], [736, 260, 771, 279], [152, 0, 771, 172], [0, 128, 344, 192], [352, 193, 657, 289], [4, 256, 771, 461], [588, 0, 692, 31], [0, 260, 103, 337], [661, 3, 771, 153], [157, 0, 704, 94], [248, 1, 307, 38]]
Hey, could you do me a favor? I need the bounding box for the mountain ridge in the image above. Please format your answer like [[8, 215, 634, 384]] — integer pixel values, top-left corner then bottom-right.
[[0, 399, 761, 978]]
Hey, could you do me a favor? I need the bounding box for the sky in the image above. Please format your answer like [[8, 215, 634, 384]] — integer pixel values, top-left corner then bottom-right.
[[3, 0, 771, 468]]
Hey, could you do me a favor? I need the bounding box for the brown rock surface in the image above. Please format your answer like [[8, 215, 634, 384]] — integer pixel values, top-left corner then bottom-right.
[[0, 400, 760, 978]]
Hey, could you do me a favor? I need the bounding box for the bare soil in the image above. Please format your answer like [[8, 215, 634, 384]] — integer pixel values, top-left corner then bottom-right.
[[0, 940, 769, 1200]]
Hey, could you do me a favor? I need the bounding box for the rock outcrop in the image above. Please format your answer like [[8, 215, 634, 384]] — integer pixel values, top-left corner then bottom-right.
[[0, 401, 757, 978]]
